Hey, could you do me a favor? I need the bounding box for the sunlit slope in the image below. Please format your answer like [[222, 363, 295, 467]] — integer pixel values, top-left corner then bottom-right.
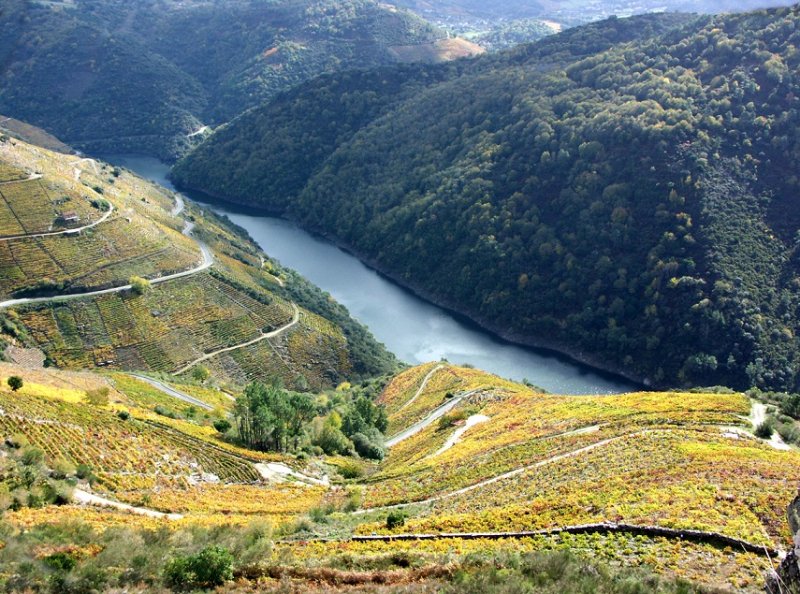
[[0, 137, 394, 389], [348, 364, 799, 589], [0, 361, 329, 531]]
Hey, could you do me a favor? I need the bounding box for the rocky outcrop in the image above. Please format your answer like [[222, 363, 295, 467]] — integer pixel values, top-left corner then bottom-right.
[[766, 494, 800, 594]]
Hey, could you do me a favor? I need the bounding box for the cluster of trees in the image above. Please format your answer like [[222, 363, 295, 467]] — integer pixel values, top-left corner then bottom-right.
[[231, 378, 389, 460], [176, 7, 800, 391]]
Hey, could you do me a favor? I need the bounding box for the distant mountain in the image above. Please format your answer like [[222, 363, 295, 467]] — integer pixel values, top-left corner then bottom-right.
[[391, 0, 799, 24], [0, 0, 480, 160], [174, 6, 800, 392]]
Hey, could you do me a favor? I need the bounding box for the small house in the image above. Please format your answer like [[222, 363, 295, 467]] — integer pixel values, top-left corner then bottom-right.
[[61, 211, 80, 223]]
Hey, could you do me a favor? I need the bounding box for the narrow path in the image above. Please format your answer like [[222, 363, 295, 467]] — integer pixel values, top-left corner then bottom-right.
[[430, 414, 490, 458], [398, 364, 444, 412], [0, 202, 114, 242], [360, 430, 646, 514], [173, 303, 300, 375], [0, 221, 212, 311], [386, 390, 477, 448], [128, 374, 213, 411], [187, 126, 210, 138], [0, 173, 42, 185], [73, 489, 183, 520]]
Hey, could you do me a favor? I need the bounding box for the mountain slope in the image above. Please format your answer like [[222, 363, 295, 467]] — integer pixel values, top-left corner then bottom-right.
[[0, 136, 395, 389], [174, 7, 800, 392], [0, 0, 480, 160]]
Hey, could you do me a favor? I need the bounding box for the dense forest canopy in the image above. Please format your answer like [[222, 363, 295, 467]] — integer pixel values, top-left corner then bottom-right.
[[174, 6, 800, 392], [0, 0, 459, 159]]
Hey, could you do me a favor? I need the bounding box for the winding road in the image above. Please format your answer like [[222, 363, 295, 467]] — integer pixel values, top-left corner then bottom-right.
[[73, 488, 183, 520], [128, 374, 213, 411], [360, 430, 645, 514], [386, 389, 477, 448]]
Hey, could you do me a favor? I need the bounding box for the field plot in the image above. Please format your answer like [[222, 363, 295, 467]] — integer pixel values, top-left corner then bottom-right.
[[14, 273, 297, 378], [0, 384, 261, 492], [0, 216, 199, 297], [0, 178, 98, 237]]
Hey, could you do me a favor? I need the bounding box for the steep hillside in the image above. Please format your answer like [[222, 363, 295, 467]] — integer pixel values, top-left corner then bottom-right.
[[0, 361, 796, 592], [0, 0, 480, 159], [0, 136, 395, 389], [174, 7, 800, 392]]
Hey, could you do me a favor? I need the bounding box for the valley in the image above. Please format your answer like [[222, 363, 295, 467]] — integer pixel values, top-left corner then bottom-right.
[[1, 2, 800, 592]]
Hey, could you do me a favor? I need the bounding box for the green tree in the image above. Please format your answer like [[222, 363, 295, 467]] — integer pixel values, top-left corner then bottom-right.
[[7, 376, 23, 392], [191, 365, 211, 383]]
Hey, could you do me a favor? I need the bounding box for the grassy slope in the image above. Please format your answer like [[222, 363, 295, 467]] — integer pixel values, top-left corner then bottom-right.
[[0, 137, 394, 389]]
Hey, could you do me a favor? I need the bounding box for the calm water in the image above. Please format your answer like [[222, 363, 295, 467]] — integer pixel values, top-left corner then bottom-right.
[[107, 155, 636, 394]]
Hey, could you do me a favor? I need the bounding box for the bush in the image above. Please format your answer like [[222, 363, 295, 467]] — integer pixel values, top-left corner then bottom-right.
[[755, 420, 774, 439], [213, 419, 231, 433], [163, 546, 234, 591], [386, 511, 407, 530], [129, 276, 150, 295], [191, 365, 211, 383], [117, 411, 130, 421], [7, 375, 23, 392], [351, 432, 385, 460], [20, 446, 44, 466], [154, 405, 178, 419], [315, 426, 352, 456]]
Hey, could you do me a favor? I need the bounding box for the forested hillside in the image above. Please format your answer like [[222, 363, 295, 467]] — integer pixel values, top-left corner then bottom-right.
[[174, 6, 800, 392], [0, 0, 479, 159]]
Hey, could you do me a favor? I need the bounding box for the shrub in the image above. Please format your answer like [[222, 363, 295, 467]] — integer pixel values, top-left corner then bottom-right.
[[386, 511, 407, 530], [20, 447, 44, 466], [213, 419, 232, 433], [163, 546, 234, 591], [154, 405, 178, 419], [129, 276, 150, 295], [191, 365, 211, 383], [315, 425, 352, 456], [755, 420, 774, 439], [117, 411, 130, 421], [351, 432, 385, 460], [7, 375, 23, 392]]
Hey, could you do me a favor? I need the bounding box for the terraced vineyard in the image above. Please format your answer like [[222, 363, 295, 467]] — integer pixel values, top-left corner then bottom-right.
[[0, 138, 385, 389], [15, 273, 295, 373]]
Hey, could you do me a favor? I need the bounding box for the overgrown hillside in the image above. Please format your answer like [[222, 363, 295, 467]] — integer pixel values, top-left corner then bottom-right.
[[174, 6, 800, 392], [0, 0, 481, 160], [0, 135, 395, 389], [0, 361, 796, 592]]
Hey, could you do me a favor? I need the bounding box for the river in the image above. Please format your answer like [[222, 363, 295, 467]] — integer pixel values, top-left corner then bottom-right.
[[106, 155, 636, 395]]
